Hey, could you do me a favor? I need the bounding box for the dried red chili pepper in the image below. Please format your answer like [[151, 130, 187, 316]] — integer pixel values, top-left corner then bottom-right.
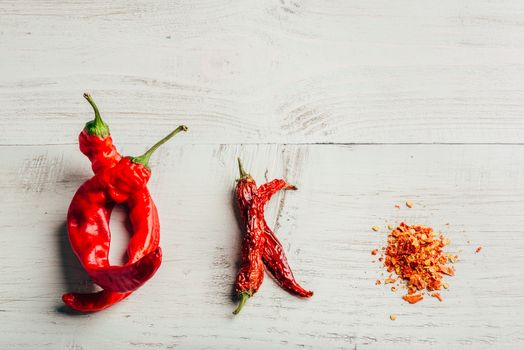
[[62, 94, 187, 311], [233, 159, 313, 315]]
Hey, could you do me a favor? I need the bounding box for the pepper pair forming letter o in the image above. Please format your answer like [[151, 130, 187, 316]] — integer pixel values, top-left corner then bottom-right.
[[63, 93, 187, 312]]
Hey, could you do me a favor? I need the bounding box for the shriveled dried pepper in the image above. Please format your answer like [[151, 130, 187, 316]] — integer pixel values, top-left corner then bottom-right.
[[233, 159, 313, 315], [62, 94, 187, 311]]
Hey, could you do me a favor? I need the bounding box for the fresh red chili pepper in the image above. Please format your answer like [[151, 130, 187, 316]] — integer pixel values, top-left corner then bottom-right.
[[63, 94, 128, 311], [62, 187, 160, 311], [62, 93, 187, 311], [233, 159, 313, 314], [64, 129, 185, 304]]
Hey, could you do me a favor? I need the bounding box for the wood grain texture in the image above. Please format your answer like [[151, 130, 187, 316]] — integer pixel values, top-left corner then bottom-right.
[[1, 144, 523, 349], [2, 0, 524, 349], [2, 0, 524, 144]]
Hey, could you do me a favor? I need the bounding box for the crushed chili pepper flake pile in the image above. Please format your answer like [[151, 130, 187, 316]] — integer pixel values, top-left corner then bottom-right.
[[376, 222, 457, 304]]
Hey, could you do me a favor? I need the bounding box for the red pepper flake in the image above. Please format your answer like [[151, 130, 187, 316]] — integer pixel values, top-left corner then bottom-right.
[[431, 292, 443, 302], [475, 246, 482, 253], [375, 279, 382, 285], [439, 264, 455, 276], [371, 249, 379, 256], [378, 222, 457, 304], [394, 204, 400, 209], [446, 253, 458, 263], [402, 293, 424, 304]]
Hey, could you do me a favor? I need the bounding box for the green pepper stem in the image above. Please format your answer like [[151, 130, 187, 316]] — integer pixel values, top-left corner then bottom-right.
[[232, 291, 250, 315], [84, 93, 102, 124], [237, 158, 249, 179], [131, 125, 188, 168], [83, 93, 109, 137]]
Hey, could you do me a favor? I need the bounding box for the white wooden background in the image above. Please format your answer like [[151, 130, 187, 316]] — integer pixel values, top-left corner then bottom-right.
[[1, 0, 524, 349]]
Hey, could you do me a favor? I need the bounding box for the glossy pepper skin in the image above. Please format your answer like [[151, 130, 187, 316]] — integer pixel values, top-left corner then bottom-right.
[[62, 93, 187, 311], [233, 159, 313, 314], [63, 94, 132, 311], [66, 159, 163, 293], [63, 187, 161, 311]]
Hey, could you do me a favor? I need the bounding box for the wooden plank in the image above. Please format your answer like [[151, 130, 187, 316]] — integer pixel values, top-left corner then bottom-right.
[[2, 0, 524, 145], [1, 143, 522, 349]]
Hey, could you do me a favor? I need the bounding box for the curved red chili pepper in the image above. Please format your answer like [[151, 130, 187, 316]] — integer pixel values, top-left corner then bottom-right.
[[66, 157, 163, 293], [63, 188, 160, 311], [63, 96, 131, 310], [257, 180, 313, 297], [233, 159, 313, 314], [262, 229, 313, 297], [62, 94, 187, 311]]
